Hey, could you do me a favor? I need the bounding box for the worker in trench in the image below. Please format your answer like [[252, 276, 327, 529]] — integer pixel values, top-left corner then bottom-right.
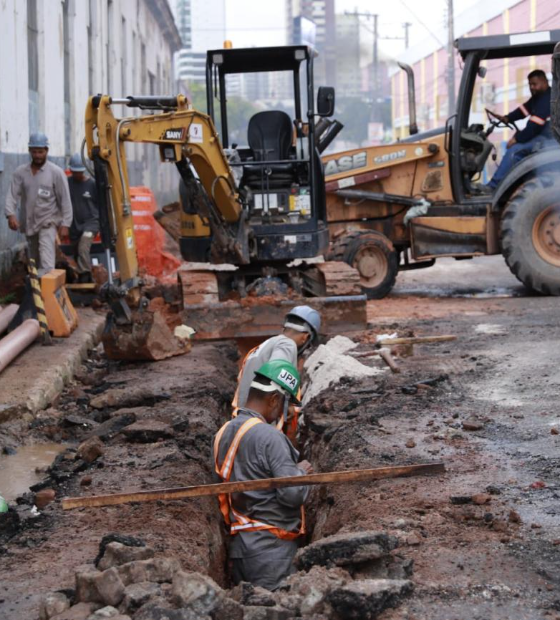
[[232, 305, 321, 444], [214, 360, 312, 591], [4, 133, 73, 276]]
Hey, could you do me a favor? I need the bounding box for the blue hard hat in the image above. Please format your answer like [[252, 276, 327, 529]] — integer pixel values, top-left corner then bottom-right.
[[68, 153, 86, 172], [284, 305, 321, 340], [28, 133, 49, 148]]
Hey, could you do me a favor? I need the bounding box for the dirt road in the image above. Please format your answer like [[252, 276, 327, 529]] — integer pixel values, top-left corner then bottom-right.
[[0, 255, 559, 619]]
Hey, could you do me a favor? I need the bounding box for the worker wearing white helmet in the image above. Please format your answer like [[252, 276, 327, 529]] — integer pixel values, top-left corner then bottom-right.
[[67, 153, 99, 283], [232, 305, 321, 444], [4, 133, 73, 276]]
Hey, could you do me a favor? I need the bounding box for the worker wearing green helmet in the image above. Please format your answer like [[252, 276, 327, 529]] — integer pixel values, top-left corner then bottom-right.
[[214, 359, 313, 591]]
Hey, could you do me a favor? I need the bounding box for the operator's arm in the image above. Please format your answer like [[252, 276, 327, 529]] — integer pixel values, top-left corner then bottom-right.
[[54, 168, 74, 228], [506, 98, 532, 124], [261, 432, 310, 508], [514, 91, 550, 144]]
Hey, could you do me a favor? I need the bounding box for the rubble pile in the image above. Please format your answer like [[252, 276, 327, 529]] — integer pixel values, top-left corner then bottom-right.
[[40, 531, 413, 620]]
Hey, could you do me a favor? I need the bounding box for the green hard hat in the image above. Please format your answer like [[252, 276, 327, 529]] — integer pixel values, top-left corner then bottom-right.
[[252, 359, 301, 403]]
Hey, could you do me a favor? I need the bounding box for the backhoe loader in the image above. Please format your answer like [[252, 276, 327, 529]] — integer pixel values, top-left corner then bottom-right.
[[323, 29, 560, 298], [85, 47, 365, 360]]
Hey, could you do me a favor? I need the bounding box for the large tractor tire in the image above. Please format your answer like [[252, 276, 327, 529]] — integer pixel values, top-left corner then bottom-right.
[[327, 230, 399, 299], [501, 175, 560, 295]]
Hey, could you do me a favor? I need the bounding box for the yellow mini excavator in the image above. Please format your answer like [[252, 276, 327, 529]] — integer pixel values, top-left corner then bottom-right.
[[85, 46, 366, 360]]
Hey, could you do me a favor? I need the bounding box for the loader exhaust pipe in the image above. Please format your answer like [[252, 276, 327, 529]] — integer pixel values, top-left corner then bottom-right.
[[398, 62, 419, 136]]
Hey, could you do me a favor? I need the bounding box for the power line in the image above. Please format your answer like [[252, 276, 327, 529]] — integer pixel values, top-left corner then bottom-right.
[[399, 0, 446, 48]]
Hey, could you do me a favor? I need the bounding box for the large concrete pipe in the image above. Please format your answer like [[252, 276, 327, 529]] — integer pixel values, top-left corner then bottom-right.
[[0, 304, 19, 336], [0, 319, 40, 374]]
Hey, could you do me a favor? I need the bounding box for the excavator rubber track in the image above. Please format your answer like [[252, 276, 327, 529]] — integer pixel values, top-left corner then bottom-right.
[[178, 262, 367, 341]]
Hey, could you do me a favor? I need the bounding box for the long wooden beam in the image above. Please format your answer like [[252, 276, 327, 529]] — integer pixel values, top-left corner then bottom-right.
[[62, 462, 445, 510]]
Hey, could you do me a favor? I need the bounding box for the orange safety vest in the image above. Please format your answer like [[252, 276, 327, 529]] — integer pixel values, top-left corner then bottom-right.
[[214, 417, 305, 541], [232, 346, 300, 441]]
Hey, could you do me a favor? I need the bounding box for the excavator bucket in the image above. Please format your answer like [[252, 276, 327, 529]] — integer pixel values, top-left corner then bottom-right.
[[178, 263, 368, 341], [102, 309, 191, 361], [182, 294, 368, 341]]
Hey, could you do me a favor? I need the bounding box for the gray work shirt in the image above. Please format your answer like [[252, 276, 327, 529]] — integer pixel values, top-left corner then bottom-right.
[[236, 335, 297, 409], [4, 161, 73, 236], [68, 176, 99, 238], [214, 409, 309, 559]]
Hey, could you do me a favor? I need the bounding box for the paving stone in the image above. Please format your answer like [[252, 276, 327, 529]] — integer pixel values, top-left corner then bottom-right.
[[77, 436, 105, 463], [51, 602, 101, 620], [133, 601, 204, 620], [119, 582, 161, 614], [40, 592, 71, 620], [117, 557, 181, 586], [98, 542, 155, 571], [171, 570, 223, 615], [295, 531, 398, 571], [121, 420, 174, 443], [327, 578, 413, 619], [76, 567, 125, 607], [89, 412, 137, 441]]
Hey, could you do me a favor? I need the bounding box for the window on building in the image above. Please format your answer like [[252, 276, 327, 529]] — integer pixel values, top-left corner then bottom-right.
[[88, 0, 95, 94], [107, 0, 113, 92], [121, 17, 127, 94], [141, 42, 147, 91], [27, 0, 39, 133], [63, 0, 72, 156]]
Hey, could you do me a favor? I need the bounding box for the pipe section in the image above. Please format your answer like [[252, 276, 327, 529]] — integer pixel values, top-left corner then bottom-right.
[[0, 304, 19, 336], [0, 319, 41, 374]]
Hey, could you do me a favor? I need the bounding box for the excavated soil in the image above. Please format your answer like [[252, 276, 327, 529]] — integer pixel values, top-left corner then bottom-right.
[[0, 256, 559, 619]]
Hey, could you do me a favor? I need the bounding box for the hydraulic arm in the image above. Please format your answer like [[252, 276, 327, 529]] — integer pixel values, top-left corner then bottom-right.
[[85, 94, 247, 359]]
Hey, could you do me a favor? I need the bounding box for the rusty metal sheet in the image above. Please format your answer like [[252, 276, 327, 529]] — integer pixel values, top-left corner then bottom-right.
[[183, 295, 367, 341]]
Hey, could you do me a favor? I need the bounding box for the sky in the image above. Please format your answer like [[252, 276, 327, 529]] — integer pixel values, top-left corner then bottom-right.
[[225, 0, 483, 59]]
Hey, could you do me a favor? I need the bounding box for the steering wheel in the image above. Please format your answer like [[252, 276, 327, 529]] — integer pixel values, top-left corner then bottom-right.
[[486, 108, 518, 131]]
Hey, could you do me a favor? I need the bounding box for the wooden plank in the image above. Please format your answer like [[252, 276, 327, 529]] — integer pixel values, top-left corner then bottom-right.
[[62, 462, 445, 510], [377, 335, 457, 346]]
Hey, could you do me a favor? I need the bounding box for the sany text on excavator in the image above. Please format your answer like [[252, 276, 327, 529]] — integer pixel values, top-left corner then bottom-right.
[[85, 47, 366, 360]]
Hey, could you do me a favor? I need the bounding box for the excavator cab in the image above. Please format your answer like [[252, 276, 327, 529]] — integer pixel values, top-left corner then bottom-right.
[[180, 46, 341, 267]]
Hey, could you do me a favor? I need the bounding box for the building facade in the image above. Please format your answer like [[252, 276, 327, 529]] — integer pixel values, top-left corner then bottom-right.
[[0, 0, 181, 277], [391, 0, 560, 141], [174, 0, 225, 83]]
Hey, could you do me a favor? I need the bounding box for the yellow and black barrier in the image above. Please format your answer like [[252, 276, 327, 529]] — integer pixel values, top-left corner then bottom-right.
[[28, 258, 52, 345]]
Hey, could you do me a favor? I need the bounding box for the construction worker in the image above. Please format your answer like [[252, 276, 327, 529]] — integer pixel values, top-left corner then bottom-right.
[[214, 359, 312, 590], [67, 153, 99, 283], [485, 69, 554, 191], [232, 305, 321, 442], [4, 133, 73, 276]]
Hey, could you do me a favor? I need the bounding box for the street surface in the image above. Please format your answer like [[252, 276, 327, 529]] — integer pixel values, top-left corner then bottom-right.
[[0, 254, 559, 619]]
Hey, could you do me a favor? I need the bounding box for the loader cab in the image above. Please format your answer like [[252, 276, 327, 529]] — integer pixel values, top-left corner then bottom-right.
[[204, 45, 335, 262], [451, 30, 560, 205]]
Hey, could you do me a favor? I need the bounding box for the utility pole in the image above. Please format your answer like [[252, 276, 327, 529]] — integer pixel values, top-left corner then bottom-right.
[[447, 0, 456, 115], [403, 22, 412, 49], [373, 14, 379, 110]]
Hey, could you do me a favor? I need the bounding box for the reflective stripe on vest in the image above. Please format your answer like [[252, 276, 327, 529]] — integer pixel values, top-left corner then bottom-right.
[[214, 417, 305, 540]]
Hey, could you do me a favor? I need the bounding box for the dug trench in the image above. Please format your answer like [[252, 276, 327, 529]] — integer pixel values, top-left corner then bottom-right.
[[1, 291, 560, 619]]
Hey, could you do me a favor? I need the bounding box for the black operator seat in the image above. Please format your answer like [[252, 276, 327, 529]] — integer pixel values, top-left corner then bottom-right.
[[242, 110, 295, 189]]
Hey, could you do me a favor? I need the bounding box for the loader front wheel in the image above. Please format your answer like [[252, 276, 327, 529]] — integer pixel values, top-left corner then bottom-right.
[[328, 230, 398, 299], [501, 175, 560, 295]]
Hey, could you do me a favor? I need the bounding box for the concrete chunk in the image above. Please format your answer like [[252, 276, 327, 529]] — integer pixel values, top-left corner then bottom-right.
[[98, 542, 155, 571], [171, 570, 223, 615], [76, 567, 125, 607], [40, 592, 71, 620], [117, 557, 181, 586], [295, 531, 398, 571], [327, 578, 413, 619]]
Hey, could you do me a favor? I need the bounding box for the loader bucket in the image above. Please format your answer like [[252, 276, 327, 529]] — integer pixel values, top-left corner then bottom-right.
[[102, 308, 191, 361]]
